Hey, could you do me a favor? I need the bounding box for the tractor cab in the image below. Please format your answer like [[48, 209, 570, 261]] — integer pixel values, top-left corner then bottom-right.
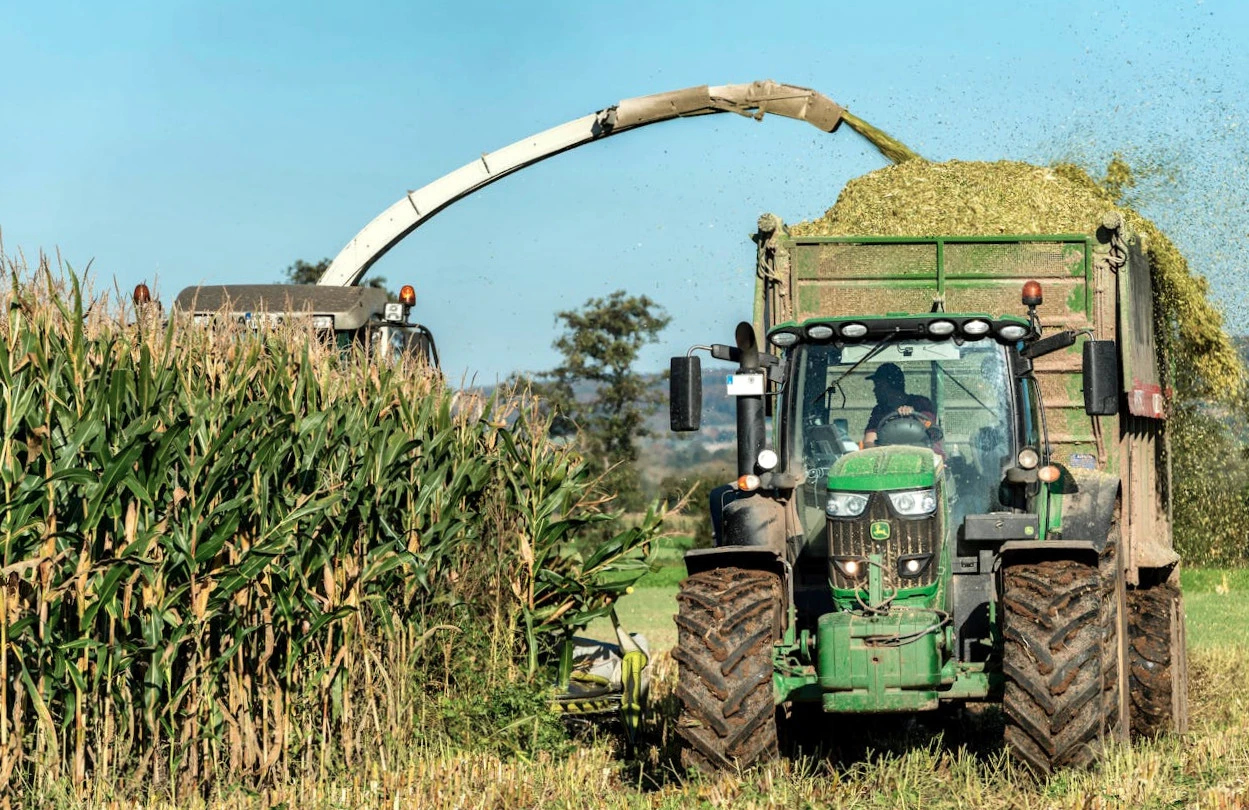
[[772, 314, 1040, 567]]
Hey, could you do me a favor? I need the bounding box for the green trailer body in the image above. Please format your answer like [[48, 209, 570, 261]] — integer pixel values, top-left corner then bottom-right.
[[752, 219, 1177, 581]]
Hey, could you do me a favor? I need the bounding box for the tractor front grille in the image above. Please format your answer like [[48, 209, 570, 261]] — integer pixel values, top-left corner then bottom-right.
[[827, 492, 940, 590]]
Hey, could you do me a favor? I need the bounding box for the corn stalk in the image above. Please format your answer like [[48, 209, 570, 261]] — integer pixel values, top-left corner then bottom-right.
[[0, 262, 660, 797]]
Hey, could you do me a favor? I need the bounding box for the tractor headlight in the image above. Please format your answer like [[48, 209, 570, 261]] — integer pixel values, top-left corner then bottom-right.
[[833, 556, 868, 580], [756, 448, 779, 471], [897, 553, 934, 579], [962, 319, 990, 336], [840, 322, 868, 338], [770, 331, 798, 348], [887, 488, 937, 516], [1017, 447, 1040, 469], [826, 492, 869, 518]]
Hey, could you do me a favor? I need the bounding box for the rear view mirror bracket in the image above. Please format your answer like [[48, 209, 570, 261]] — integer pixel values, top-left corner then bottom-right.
[[1021, 329, 1078, 360]]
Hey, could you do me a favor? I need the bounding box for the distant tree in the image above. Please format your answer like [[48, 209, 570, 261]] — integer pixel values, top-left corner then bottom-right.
[[282, 257, 391, 295], [539, 290, 670, 508], [283, 258, 330, 285], [658, 465, 735, 548]]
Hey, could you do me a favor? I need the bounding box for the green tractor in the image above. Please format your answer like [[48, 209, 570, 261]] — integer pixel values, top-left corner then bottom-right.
[[668, 218, 1187, 773]]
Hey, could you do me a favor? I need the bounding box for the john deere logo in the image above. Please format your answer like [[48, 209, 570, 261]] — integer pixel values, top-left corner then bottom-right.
[[870, 521, 891, 541]]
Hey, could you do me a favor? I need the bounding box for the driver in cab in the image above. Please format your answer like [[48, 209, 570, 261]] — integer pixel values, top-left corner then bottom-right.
[[862, 362, 938, 449]]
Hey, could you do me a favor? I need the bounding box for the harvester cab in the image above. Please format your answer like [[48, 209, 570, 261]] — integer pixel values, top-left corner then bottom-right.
[[668, 223, 1185, 774], [169, 283, 440, 369]]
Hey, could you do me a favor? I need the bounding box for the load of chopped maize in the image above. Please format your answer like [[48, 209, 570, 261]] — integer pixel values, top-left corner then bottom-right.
[[794, 157, 1244, 401]]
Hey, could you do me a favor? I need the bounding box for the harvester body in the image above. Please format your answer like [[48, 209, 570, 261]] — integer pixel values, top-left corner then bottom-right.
[[171, 284, 439, 368], [670, 216, 1187, 772]]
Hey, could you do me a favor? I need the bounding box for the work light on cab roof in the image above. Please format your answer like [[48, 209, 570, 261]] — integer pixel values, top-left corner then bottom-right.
[[768, 313, 1036, 348], [384, 284, 418, 323]]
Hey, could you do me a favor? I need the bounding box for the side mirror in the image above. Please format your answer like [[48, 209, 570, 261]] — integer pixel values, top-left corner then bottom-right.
[[1021, 329, 1077, 360], [670, 355, 702, 431], [1082, 340, 1120, 416]]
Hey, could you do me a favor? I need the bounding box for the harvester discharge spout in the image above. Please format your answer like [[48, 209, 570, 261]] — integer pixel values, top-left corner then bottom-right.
[[316, 80, 847, 288]]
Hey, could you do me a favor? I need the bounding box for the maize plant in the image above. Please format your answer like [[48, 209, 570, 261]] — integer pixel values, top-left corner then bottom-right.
[[0, 262, 659, 798]]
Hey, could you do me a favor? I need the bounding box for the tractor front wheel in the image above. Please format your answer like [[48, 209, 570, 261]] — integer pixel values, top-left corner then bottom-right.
[[1002, 557, 1125, 773], [673, 567, 782, 771]]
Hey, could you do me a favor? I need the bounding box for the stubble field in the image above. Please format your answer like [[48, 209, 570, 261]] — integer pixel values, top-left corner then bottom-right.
[[51, 562, 1245, 810]]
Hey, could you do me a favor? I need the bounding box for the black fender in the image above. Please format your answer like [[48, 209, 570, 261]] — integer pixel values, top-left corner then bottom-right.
[[721, 492, 787, 552], [683, 547, 795, 621], [998, 469, 1119, 567], [1054, 469, 1120, 551]]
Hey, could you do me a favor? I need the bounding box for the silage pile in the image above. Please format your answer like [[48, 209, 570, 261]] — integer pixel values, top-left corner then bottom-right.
[[795, 155, 1248, 562]]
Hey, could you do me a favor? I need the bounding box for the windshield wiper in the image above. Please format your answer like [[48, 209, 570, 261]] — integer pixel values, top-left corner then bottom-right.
[[937, 365, 994, 413], [810, 333, 898, 406]]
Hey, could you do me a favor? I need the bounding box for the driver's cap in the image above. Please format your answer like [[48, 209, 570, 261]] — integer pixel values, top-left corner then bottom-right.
[[866, 362, 905, 388]]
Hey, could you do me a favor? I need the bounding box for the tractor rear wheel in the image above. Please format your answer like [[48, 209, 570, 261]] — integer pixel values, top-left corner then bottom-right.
[[673, 567, 781, 770], [1002, 557, 1125, 773], [1127, 582, 1189, 737]]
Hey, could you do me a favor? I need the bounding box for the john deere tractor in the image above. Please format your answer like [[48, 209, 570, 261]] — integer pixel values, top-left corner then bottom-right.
[[668, 220, 1186, 773]]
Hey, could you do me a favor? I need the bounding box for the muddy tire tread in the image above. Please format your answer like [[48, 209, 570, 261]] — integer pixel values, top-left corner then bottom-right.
[[1002, 559, 1112, 773], [1127, 582, 1188, 738], [673, 567, 780, 771]]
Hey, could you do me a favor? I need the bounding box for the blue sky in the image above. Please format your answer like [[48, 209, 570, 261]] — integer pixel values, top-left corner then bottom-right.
[[2, 1, 1246, 382]]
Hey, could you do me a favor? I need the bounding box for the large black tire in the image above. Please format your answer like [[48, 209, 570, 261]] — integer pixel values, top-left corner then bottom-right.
[[1127, 582, 1189, 737], [1002, 556, 1126, 773], [672, 568, 781, 770]]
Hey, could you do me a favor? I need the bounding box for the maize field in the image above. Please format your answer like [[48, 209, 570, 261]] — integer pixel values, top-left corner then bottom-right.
[[0, 261, 659, 801]]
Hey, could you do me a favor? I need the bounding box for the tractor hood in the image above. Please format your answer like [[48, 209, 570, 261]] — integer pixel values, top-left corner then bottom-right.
[[827, 446, 939, 492]]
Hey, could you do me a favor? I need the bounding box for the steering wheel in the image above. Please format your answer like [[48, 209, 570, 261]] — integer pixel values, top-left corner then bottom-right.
[[876, 411, 941, 448]]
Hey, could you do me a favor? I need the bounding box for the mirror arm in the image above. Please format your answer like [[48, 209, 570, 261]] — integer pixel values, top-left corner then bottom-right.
[[1020, 329, 1078, 360]]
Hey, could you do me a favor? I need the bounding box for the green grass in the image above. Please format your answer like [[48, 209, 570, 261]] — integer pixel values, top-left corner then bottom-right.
[[594, 566, 1247, 657], [1181, 567, 1249, 648]]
